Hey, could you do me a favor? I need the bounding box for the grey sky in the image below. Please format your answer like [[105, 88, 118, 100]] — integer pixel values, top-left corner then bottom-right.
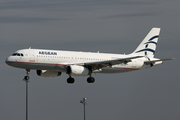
[[1, 0, 179, 120]]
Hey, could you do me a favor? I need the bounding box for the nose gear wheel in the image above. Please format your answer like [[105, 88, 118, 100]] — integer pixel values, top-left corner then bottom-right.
[[23, 69, 30, 81]]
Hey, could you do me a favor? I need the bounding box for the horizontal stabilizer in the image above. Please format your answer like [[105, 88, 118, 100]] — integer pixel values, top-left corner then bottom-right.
[[144, 58, 175, 67], [144, 58, 175, 64]]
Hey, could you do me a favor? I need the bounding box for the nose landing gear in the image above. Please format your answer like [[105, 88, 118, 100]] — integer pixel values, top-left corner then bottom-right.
[[24, 69, 30, 81]]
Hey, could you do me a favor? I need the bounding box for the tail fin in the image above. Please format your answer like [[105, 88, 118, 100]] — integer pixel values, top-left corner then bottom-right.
[[132, 28, 161, 58]]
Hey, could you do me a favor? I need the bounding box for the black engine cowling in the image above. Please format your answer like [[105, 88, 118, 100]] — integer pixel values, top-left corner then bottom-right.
[[36, 70, 61, 77]]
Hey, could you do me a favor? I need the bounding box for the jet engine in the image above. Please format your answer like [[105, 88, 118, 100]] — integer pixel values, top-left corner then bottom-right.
[[67, 65, 90, 76], [36, 70, 61, 77]]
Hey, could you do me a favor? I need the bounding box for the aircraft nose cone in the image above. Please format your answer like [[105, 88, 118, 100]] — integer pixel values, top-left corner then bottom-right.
[[5, 56, 13, 65], [5, 57, 10, 64]]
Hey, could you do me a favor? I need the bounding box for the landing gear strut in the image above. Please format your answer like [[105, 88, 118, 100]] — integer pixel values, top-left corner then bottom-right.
[[87, 69, 95, 83]]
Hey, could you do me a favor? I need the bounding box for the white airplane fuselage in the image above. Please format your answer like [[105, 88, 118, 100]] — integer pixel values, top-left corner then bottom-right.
[[5, 28, 173, 83], [5, 48, 161, 74]]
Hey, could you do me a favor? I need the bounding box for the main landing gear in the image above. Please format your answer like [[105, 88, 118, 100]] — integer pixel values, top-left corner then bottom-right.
[[67, 76, 75, 84], [87, 76, 95, 83], [67, 75, 95, 84]]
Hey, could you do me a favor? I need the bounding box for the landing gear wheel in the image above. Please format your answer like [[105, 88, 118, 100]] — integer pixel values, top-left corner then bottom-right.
[[87, 77, 95, 83], [23, 69, 30, 81], [67, 77, 75, 84], [24, 76, 30, 80]]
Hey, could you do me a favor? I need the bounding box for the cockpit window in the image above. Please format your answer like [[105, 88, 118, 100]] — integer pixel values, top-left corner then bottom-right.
[[12, 53, 24, 56], [12, 53, 17, 56]]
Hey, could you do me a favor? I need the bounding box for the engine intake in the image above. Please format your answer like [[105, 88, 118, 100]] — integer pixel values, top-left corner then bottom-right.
[[37, 70, 61, 77], [67, 65, 90, 76]]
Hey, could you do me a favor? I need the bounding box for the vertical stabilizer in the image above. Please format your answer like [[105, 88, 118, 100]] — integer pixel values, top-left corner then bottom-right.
[[132, 28, 161, 58]]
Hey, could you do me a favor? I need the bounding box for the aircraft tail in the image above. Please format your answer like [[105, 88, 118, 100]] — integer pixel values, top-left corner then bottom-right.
[[132, 28, 161, 58]]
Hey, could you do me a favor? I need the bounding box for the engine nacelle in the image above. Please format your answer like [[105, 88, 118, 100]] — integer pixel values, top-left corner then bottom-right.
[[36, 70, 61, 77], [67, 65, 90, 76]]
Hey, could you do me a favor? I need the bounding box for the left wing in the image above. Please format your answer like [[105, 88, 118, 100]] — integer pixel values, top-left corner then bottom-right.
[[76, 56, 143, 71]]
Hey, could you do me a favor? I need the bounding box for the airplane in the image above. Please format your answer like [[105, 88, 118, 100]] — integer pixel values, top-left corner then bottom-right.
[[5, 28, 174, 84]]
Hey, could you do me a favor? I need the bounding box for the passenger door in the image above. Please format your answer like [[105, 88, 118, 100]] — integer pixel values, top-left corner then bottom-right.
[[29, 50, 35, 62]]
